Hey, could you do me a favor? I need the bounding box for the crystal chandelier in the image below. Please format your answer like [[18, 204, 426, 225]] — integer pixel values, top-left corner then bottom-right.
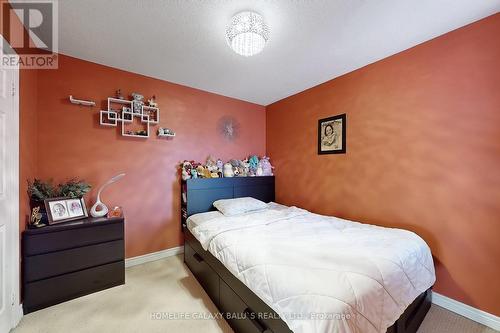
[[226, 11, 269, 57]]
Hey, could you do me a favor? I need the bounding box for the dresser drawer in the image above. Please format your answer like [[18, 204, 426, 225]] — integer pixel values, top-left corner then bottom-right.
[[23, 261, 125, 313], [220, 280, 273, 333], [23, 222, 123, 256], [184, 243, 220, 306], [24, 240, 124, 282]]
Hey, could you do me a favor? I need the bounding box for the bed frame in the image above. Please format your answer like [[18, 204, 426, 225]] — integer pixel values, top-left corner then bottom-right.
[[181, 177, 431, 333]]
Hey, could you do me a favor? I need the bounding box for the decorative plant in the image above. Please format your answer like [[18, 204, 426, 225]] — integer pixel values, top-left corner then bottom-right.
[[58, 179, 92, 198], [28, 179, 56, 203], [28, 178, 92, 203]]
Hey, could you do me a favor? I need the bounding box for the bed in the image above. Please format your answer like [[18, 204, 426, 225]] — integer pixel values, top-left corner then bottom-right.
[[181, 177, 435, 333]]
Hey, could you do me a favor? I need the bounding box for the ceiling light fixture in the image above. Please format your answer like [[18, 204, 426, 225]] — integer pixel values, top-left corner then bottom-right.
[[226, 11, 269, 57]]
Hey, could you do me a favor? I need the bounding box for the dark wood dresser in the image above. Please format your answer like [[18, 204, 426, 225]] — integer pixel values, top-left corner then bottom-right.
[[22, 217, 125, 314]]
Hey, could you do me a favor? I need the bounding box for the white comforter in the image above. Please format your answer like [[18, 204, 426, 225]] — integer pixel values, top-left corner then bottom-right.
[[191, 206, 435, 333]]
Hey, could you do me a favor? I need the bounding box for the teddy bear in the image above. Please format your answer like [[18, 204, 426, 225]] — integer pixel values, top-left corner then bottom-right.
[[223, 163, 234, 177]]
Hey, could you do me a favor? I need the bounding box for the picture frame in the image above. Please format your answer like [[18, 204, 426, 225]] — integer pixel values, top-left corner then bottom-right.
[[318, 113, 346, 154], [44, 197, 88, 225]]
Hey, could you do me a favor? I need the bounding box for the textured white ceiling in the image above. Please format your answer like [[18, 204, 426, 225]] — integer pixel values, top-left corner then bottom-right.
[[57, 0, 499, 105]]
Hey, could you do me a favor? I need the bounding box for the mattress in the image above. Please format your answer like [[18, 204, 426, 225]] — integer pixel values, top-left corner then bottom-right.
[[190, 205, 436, 333]]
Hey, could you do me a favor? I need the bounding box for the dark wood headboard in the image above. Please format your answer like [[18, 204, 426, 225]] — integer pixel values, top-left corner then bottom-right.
[[181, 176, 275, 227]]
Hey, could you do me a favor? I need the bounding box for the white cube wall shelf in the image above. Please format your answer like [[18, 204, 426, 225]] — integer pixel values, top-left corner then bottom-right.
[[122, 113, 149, 138], [100, 110, 118, 126], [120, 108, 134, 123], [100, 97, 163, 138], [142, 105, 159, 124]]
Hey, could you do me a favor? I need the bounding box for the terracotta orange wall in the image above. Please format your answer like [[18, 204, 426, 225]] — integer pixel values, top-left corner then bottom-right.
[[266, 14, 500, 315], [19, 68, 38, 234], [32, 54, 265, 258]]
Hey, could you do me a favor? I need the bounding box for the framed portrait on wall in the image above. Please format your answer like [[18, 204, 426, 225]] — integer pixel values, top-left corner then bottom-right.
[[318, 113, 346, 154]]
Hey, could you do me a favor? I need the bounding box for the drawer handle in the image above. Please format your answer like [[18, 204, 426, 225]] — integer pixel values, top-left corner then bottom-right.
[[243, 307, 272, 333], [193, 253, 204, 263]]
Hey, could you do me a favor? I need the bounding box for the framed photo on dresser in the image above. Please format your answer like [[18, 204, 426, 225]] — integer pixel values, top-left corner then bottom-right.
[[44, 197, 88, 225], [318, 113, 346, 154]]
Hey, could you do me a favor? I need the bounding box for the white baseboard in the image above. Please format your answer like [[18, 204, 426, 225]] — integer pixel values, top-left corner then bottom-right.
[[125, 246, 184, 268], [432, 291, 500, 331], [11, 303, 23, 329]]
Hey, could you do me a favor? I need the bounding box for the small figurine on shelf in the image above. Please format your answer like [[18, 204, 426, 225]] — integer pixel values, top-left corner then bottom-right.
[[148, 95, 158, 107], [260, 156, 274, 176], [107, 206, 123, 218], [223, 163, 234, 177], [115, 89, 124, 100], [131, 92, 144, 114], [158, 127, 175, 136], [30, 206, 45, 228]]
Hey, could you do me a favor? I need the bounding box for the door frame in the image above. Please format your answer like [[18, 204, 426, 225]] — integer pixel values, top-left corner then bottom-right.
[[0, 35, 21, 331]]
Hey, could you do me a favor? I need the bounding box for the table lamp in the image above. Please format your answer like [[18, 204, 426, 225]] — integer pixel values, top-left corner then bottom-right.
[[90, 173, 126, 217]]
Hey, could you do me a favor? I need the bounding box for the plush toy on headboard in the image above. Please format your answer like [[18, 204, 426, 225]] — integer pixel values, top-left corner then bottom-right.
[[206, 156, 219, 178], [181, 161, 193, 180], [216, 159, 224, 177], [223, 163, 234, 177], [248, 155, 259, 176], [260, 156, 274, 176]]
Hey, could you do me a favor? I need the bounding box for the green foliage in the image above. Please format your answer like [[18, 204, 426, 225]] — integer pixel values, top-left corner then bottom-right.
[[28, 178, 92, 202], [28, 179, 56, 202], [58, 179, 92, 198]]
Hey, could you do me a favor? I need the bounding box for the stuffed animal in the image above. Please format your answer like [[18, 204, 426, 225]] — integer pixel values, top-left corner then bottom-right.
[[241, 159, 250, 176], [181, 161, 192, 180], [194, 165, 209, 178], [228, 159, 240, 176], [206, 156, 218, 174], [256, 164, 263, 176], [191, 169, 198, 179], [232, 159, 247, 177], [260, 156, 274, 176], [223, 163, 234, 177], [216, 159, 224, 177], [248, 155, 259, 176]]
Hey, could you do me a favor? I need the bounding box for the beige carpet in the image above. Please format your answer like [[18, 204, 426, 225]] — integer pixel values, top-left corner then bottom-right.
[[14, 255, 496, 333]]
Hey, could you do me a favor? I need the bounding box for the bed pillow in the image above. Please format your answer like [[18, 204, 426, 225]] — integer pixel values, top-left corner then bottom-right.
[[213, 197, 268, 216], [187, 211, 224, 230]]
